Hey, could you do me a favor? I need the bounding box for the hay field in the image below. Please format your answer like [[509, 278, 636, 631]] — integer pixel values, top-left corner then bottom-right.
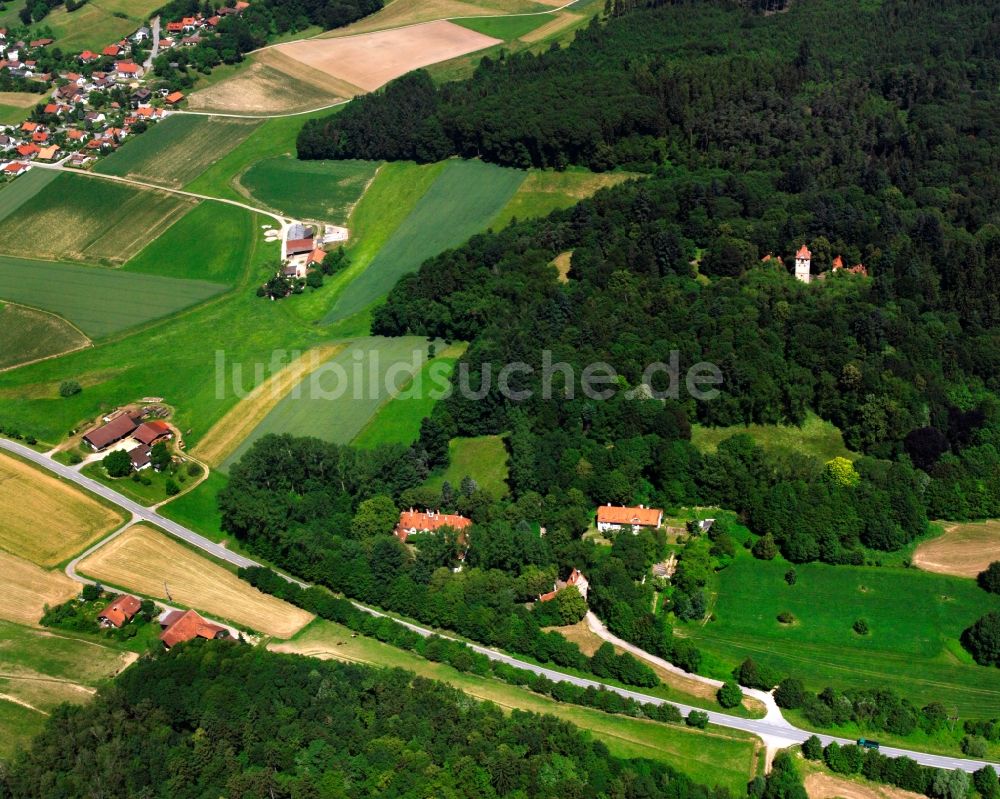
[[275, 20, 501, 92], [518, 10, 583, 41], [96, 115, 261, 189], [913, 521, 1000, 578], [0, 452, 123, 566], [0, 92, 44, 125], [0, 173, 194, 266], [186, 58, 347, 115], [491, 168, 638, 229], [193, 342, 347, 466], [0, 302, 90, 371], [77, 525, 314, 638], [0, 552, 79, 625]]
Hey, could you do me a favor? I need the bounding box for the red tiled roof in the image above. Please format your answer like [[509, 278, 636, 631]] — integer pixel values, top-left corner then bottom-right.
[[796, 244, 811, 259], [102, 45, 120, 56], [166, 21, 184, 31], [306, 248, 326, 265], [160, 609, 227, 648], [285, 238, 314, 255], [832, 255, 844, 269], [133, 420, 171, 446], [83, 413, 139, 449], [3, 162, 26, 173], [20, 121, 38, 131], [596, 504, 662, 527], [98, 594, 142, 628], [31, 131, 48, 142], [16, 144, 39, 157], [115, 61, 140, 74], [396, 509, 472, 540], [165, 90, 184, 103]]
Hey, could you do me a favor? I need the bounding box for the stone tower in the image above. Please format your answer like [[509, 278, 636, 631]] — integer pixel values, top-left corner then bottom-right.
[[794, 244, 812, 283]]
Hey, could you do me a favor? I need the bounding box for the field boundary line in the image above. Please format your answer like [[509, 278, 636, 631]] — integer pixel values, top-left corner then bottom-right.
[[0, 301, 93, 374]]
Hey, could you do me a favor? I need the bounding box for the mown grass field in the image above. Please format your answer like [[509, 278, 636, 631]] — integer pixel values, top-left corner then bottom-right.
[[0, 620, 135, 760], [321, 159, 525, 325], [424, 435, 510, 496], [28, 0, 162, 51], [0, 551, 80, 625], [0, 173, 194, 266], [238, 156, 380, 223], [684, 549, 1000, 718], [123, 201, 254, 284], [159, 470, 228, 541], [913, 520, 1000, 579], [0, 256, 228, 339], [96, 115, 262, 189], [490, 167, 639, 229], [691, 413, 858, 463], [77, 525, 314, 638], [186, 57, 344, 115], [454, 13, 549, 40], [221, 336, 439, 471], [273, 619, 760, 792], [0, 302, 89, 370], [0, 168, 60, 224], [352, 347, 463, 448], [0, 451, 124, 566]]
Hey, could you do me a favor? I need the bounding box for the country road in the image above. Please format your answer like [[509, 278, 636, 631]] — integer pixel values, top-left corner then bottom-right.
[[3, 435, 996, 774]]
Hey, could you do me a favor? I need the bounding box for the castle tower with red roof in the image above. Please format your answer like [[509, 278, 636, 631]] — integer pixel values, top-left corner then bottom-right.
[[795, 244, 812, 284]]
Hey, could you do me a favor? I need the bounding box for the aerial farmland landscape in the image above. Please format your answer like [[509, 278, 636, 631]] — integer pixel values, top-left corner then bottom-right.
[[1, 0, 999, 796]]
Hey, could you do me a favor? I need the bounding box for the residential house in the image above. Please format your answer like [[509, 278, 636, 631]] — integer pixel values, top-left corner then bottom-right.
[[79, 50, 100, 63], [181, 16, 199, 30], [84, 111, 106, 125], [3, 162, 27, 176], [285, 237, 315, 257], [114, 61, 143, 79], [31, 131, 48, 143], [166, 21, 185, 33], [36, 144, 60, 161], [98, 594, 142, 628], [159, 609, 229, 649], [181, 34, 202, 46], [394, 509, 472, 543], [165, 90, 184, 105], [66, 128, 88, 143], [131, 87, 152, 107], [595, 503, 663, 534], [82, 413, 140, 451], [20, 121, 39, 133], [0, 134, 15, 147], [538, 568, 589, 602], [15, 143, 39, 158], [132, 26, 151, 42], [128, 443, 152, 470], [103, 44, 121, 57], [29, 37, 52, 48]]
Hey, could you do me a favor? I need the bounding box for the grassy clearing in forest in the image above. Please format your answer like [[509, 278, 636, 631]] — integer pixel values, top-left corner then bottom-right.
[[423, 435, 510, 496], [691, 413, 857, 463]]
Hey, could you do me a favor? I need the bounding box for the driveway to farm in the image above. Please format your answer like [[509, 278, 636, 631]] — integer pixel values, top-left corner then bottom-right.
[[3, 434, 997, 775]]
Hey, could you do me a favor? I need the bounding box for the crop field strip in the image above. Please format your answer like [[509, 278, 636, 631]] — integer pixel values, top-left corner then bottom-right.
[[34, 0, 164, 51], [0, 173, 195, 266], [319, 0, 559, 37], [0, 551, 80, 625], [238, 156, 381, 223], [77, 525, 315, 639], [220, 336, 440, 471], [0, 451, 125, 567], [0, 302, 90, 371], [0, 168, 60, 225], [321, 159, 525, 325], [685, 549, 1000, 717], [0, 256, 229, 339], [96, 115, 262, 190]]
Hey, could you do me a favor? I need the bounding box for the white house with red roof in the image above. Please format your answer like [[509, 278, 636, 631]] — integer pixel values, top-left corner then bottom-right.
[[395, 509, 472, 542], [596, 503, 663, 534], [794, 244, 811, 283], [538, 568, 589, 602]]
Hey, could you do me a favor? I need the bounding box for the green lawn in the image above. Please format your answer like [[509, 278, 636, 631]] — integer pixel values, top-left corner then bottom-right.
[[319, 159, 526, 325], [424, 435, 510, 496], [352, 346, 464, 448], [0, 302, 89, 370], [81, 460, 205, 507], [0, 256, 228, 339], [96, 115, 262, 190], [453, 14, 549, 40], [238, 156, 381, 223], [684, 549, 1000, 718], [0, 173, 194, 266], [159, 470, 229, 541], [277, 619, 760, 793], [123, 201, 255, 284], [691, 412, 858, 463], [221, 336, 440, 472], [0, 168, 60, 225]]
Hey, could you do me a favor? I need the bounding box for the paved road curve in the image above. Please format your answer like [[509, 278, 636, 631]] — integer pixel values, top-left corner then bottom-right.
[[3, 435, 995, 774]]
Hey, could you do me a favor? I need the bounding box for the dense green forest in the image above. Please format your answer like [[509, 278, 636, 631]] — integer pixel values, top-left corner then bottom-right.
[[0, 643, 728, 799]]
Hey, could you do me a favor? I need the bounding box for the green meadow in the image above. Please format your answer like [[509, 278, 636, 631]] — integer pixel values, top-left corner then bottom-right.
[[0, 302, 89, 370], [320, 159, 525, 325], [123, 202, 255, 284], [0, 257, 227, 339], [0, 168, 59, 224], [220, 336, 441, 471], [453, 13, 549, 40], [424, 435, 510, 497], [684, 550, 1000, 718], [691, 412, 858, 462], [239, 156, 381, 223]]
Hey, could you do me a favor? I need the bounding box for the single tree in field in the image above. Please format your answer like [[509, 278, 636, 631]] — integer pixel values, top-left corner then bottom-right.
[[59, 380, 81, 397], [752, 533, 778, 560]]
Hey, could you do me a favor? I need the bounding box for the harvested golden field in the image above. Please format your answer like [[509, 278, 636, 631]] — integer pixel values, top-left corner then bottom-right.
[[519, 10, 583, 42], [186, 59, 346, 115], [0, 452, 124, 566], [193, 342, 346, 465], [0, 551, 79, 625], [0, 91, 44, 108], [77, 525, 313, 638], [913, 521, 1000, 578], [804, 770, 924, 799], [275, 21, 501, 92]]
